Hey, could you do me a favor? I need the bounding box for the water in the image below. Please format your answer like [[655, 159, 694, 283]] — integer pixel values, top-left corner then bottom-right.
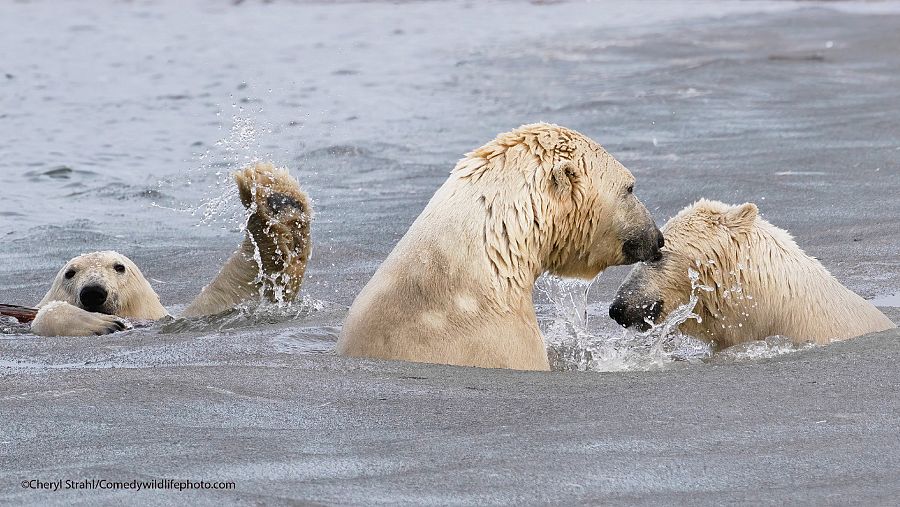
[[871, 292, 900, 307], [1, 4, 900, 504], [1, 1, 899, 374], [0, 297, 344, 373], [539, 270, 811, 372]]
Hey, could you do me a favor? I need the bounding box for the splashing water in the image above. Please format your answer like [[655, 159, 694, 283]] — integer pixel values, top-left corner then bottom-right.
[[711, 336, 815, 364], [245, 212, 299, 309], [0, 316, 31, 336], [151, 98, 283, 229], [151, 101, 307, 309], [537, 274, 594, 330], [539, 270, 712, 372], [539, 269, 808, 372], [536, 275, 597, 370], [624, 269, 714, 368]]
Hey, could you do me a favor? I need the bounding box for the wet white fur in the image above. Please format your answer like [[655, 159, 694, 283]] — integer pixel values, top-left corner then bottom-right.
[[337, 123, 658, 370], [32, 251, 167, 336], [30, 163, 311, 337], [31, 300, 134, 337], [633, 199, 896, 346]]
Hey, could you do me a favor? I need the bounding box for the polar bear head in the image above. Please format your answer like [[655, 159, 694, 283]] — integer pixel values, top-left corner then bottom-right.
[[453, 123, 664, 286], [38, 251, 168, 320], [609, 199, 760, 335]]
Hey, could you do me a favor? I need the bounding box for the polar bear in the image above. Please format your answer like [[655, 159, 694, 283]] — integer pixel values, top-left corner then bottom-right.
[[29, 162, 312, 337], [337, 123, 665, 370], [609, 199, 896, 347]]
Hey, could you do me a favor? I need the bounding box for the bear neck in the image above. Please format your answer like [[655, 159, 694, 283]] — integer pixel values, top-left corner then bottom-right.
[[460, 184, 547, 295], [406, 177, 549, 309], [692, 220, 886, 346]]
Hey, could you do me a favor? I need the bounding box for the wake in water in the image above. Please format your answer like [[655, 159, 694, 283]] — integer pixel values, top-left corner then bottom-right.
[[152, 84, 307, 231], [160, 296, 340, 334], [538, 270, 811, 372]]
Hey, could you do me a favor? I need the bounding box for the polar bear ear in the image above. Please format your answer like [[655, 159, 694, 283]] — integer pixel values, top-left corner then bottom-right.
[[723, 202, 758, 230], [550, 160, 578, 198]]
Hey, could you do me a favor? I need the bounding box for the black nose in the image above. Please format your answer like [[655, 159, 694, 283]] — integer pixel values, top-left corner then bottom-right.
[[79, 285, 108, 311], [609, 298, 663, 330], [657, 231, 665, 249], [609, 299, 629, 327]]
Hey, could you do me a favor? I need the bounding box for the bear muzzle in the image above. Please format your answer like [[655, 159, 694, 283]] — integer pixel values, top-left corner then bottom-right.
[[609, 297, 662, 331], [622, 227, 664, 264], [79, 284, 110, 314]]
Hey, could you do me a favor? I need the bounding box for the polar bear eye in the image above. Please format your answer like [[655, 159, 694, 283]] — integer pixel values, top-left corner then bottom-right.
[[64, 269, 76, 279], [114, 263, 126, 274], [626, 184, 634, 194]]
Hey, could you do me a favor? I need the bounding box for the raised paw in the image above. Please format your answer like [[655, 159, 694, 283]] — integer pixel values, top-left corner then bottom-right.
[[234, 162, 312, 300], [235, 162, 310, 224]]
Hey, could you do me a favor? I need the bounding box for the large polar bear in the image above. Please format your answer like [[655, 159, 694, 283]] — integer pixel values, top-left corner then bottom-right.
[[30, 162, 312, 337], [337, 123, 665, 370], [610, 199, 896, 347]]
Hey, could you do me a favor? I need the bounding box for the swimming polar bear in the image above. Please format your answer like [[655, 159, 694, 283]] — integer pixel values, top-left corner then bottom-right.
[[338, 123, 664, 370], [610, 199, 896, 347], [30, 162, 312, 337]]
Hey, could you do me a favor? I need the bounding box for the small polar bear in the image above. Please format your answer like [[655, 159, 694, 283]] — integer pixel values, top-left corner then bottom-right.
[[338, 123, 665, 370], [33, 253, 168, 336], [30, 162, 312, 337], [610, 199, 896, 347]]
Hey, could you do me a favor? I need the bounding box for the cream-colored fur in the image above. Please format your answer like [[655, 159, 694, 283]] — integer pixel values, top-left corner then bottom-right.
[[613, 199, 896, 347], [337, 123, 663, 370], [32, 300, 135, 337], [31, 162, 312, 337], [181, 164, 312, 317]]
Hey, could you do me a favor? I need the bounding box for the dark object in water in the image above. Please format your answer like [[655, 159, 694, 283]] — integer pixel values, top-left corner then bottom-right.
[[768, 53, 826, 62], [0, 304, 38, 323]]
